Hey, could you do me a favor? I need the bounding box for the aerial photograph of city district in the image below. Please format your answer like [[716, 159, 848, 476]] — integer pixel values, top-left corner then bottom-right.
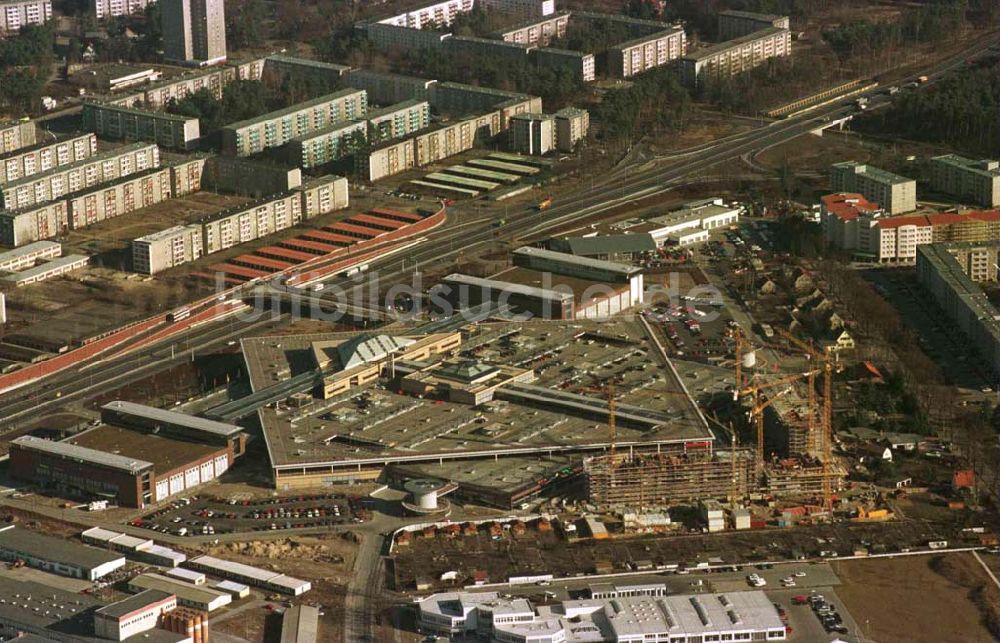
[[0, 0, 998, 641]]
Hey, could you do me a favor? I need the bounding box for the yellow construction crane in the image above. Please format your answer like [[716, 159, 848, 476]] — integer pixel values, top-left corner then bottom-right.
[[779, 329, 836, 512], [735, 370, 817, 479]]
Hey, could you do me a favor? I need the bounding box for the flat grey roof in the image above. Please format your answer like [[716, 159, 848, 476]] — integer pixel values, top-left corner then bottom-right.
[[0, 142, 156, 190], [0, 576, 101, 638], [0, 526, 125, 571], [96, 590, 174, 619], [558, 234, 657, 256], [719, 9, 786, 22], [12, 435, 153, 473], [83, 101, 196, 123], [442, 272, 574, 303], [224, 89, 366, 131], [0, 240, 60, 264], [2, 254, 90, 283], [280, 604, 320, 643], [513, 246, 640, 276], [102, 400, 244, 437]]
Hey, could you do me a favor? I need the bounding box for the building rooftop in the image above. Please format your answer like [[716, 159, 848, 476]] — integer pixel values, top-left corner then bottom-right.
[[129, 574, 232, 609], [96, 590, 174, 620], [513, 245, 640, 278], [613, 24, 686, 51], [0, 142, 156, 190], [224, 88, 366, 131], [0, 253, 90, 282], [718, 8, 786, 22], [554, 234, 657, 256], [0, 240, 61, 264], [0, 132, 92, 163], [821, 192, 881, 221], [932, 153, 1000, 177], [102, 400, 244, 437], [83, 100, 197, 122], [832, 161, 914, 185], [266, 54, 351, 73], [0, 576, 101, 641], [682, 26, 788, 61], [367, 99, 429, 120], [12, 435, 153, 474], [492, 10, 570, 35], [70, 425, 223, 476], [918, 243, 1000, 342], [132, 224, 202, 244], [0, 526, 125, 571]]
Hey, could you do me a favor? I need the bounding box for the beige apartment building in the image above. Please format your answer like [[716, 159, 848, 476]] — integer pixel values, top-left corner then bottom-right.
[[83, 102, 201, 151], [609, 26, 687, 78], [509, 113, 556, 156], [162, 0, 226, 65], [678, 27, 791, 86], [221, 89, 368, 157], [831, 162, 917, 215], [0, 120, 36, 155], [0, 133, 97, 185], [0, 0, 50, 33], [554, 107, 589, 152], [200, 192, 303, 254], [494, 12, 568, 46], [930, 154, 1000, 208], [132, 223, 205, 274]]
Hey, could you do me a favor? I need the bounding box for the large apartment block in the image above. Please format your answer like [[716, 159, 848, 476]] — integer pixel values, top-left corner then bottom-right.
[[609, 26, 687, 78], [91, 0, 152, 19], [83, 102, 201, 151], [0, 120, 36, 155], [531, 47, 595, 82], [930, 154, 1000, 208], [678, 26, 791, 86], [377, 0, 473, 28], [493, 11, 568, 45], [162, 0, 227, 65], [509, 113, 556, 156], [262, 55, 350, 93], [66, 167, 172, 230], [367, 100, 431, 144], [0, 200, 69, 246], [831, 161, 916, 215], [718, 9, 789, 40], [344, 70, 436, 105], [294, 175, 349, 219], [200, 192, 304, 254], [288, 121, 367, 169], [0, 142, 159, 211], [222, 89, 368, 157], [554, 107, 589, 152], [132, 224, 205, 274], [363, 22, 451, 52], [0, 0, 50, 33], [107, 60, 265, 109], [917, 243, 1000, 376], [0, 133, 97, 185]]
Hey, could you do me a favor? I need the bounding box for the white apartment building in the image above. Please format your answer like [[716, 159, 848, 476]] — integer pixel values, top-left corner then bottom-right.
[[132, 224, 204, 275], [830, 161, 917, 215], [91, 0, 153, 19], [930, 154, 1000, 208], [610, 26, 687, 78], [678, 27, 790, 86], [509, 113, 556, 155], [0, 0, 51, 33]]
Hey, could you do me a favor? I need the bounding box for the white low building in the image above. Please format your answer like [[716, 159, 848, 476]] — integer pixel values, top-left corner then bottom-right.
[[648, 198, 740, 247], [418, 590, 787, 642]]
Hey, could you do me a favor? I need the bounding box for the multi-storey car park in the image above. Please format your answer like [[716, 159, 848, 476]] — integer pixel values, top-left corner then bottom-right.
[[235, 319, 717, 503]]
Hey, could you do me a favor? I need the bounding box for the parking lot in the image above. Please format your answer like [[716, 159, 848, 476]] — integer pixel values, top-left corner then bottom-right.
[[129, 492, 368, 537]]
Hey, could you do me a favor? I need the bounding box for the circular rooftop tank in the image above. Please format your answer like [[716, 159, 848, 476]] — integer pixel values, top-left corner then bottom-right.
[[404, 478, 447, 510]]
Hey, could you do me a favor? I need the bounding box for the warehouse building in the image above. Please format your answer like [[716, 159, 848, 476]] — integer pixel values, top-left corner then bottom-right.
[[0, 132, 96, 184], [0, 142, 160, 211], [531, 47, 595, 82], [508, 113, 556, 156], [100, 400, 246, 454], [66, 166, 173, 230], [678, 26, 791, 86], [417, 590, 786, 641], [930, 154, 1000, 208], [494, 11, 568, 45], [549, 233, 657, 260], [438, 272, 575, 319], [82, 102, 200, 151], [718, 9, 790, 39], [0, 0, 50, 34], [94, 590, 177, 641], [513, 245, 643, 288], [0, 119, 36, 155], [128, 574, 232, 613], [0, 240, 60, 272], [132, 224, 204, 275], [10, 402, 244, 508], [2, 253, 89, 287], [81, 527, 187, 568], [646, 197, 741, 246], [831, 161, 917, 215], [221, 89, 368, 157], [280, 605, 319, 643], [187, 555, 311, 595], [367, 99, 431, 144], [0, 526, 126, 580]]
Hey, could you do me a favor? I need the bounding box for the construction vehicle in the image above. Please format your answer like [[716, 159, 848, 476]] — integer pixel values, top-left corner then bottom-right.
[[536, 196, 553, 211]]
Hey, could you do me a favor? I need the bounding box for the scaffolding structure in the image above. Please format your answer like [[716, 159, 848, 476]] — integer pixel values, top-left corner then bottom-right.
[[584, 445, 755, 509], [765, 457, 847, 497]]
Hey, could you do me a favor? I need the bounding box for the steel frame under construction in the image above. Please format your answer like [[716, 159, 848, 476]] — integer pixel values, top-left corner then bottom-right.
[[584, 444, 755, 509]]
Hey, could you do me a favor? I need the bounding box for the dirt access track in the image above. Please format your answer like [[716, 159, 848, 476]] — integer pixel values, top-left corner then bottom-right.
[[832, 552, 1000, 643]]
